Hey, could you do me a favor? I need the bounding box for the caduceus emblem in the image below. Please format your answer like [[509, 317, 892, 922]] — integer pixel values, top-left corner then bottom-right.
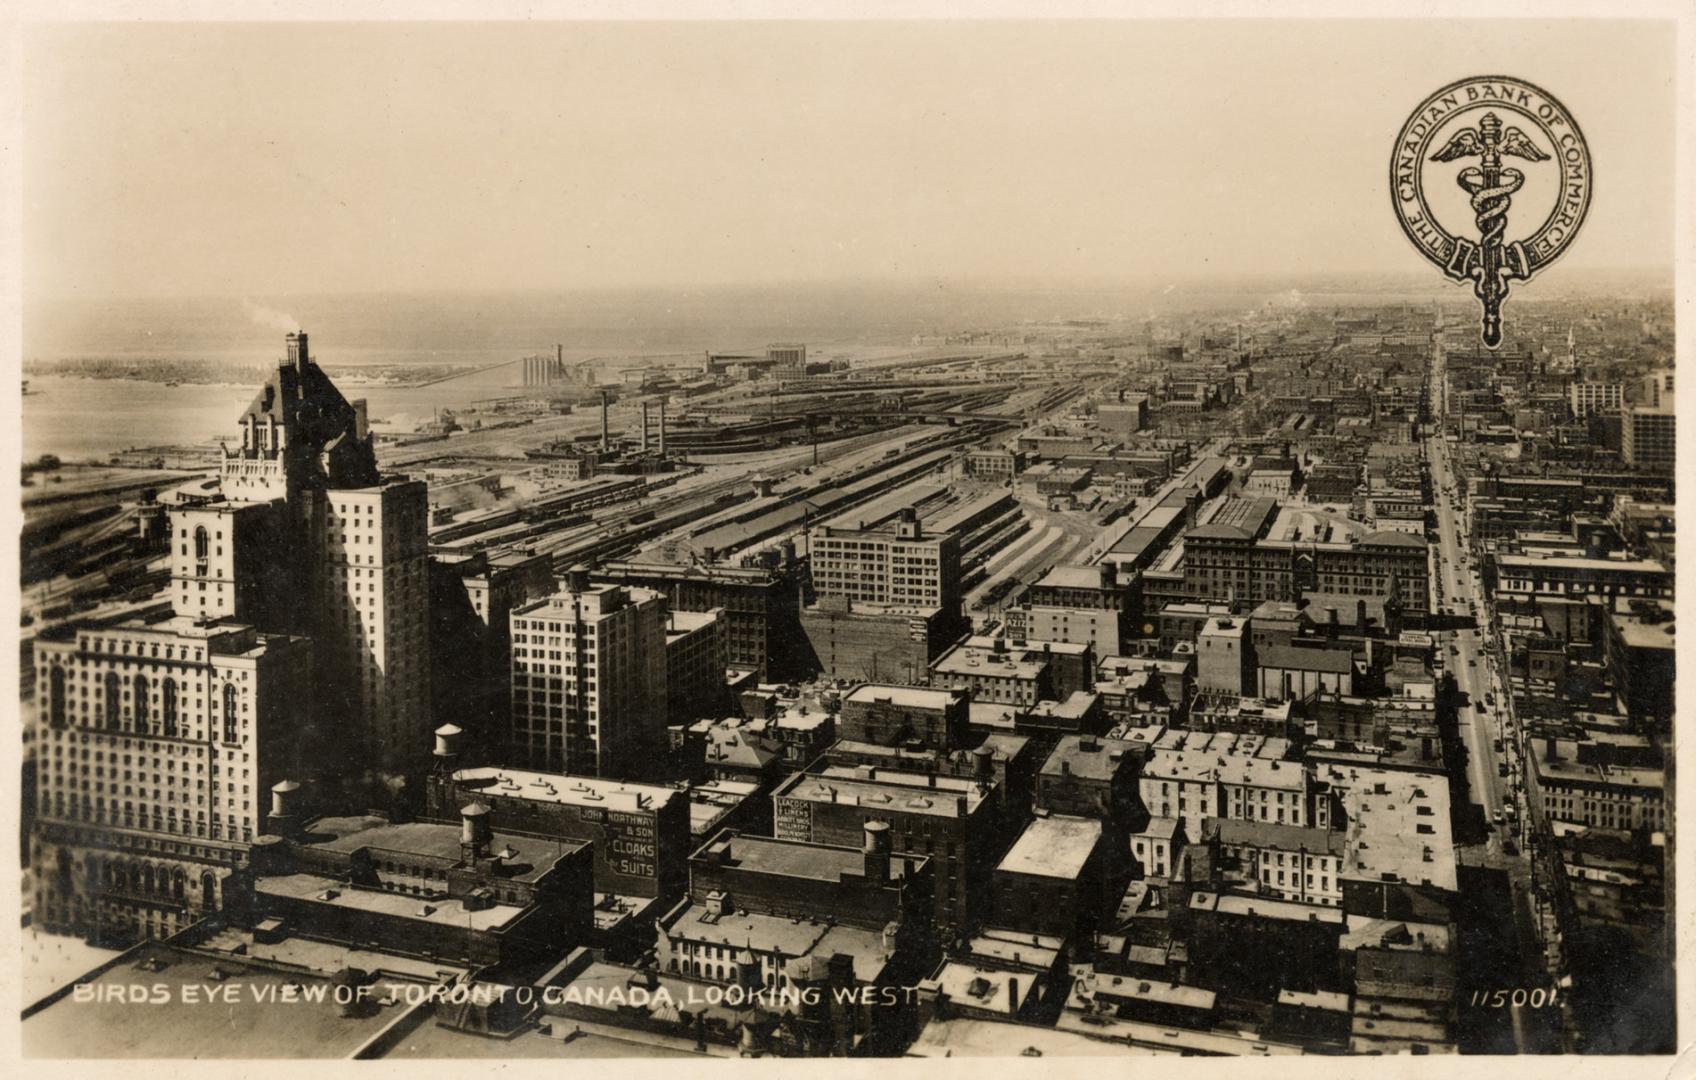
[[1428, 112, 1549, 347], [1391, 77, 1592, 350]]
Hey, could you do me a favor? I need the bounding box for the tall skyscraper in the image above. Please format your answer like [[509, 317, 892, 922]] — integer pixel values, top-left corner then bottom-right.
[[509, 568, 668, 778], [315, 481, 432, 780], [29, 332, 437, 943], [217, 333, 432, 783]]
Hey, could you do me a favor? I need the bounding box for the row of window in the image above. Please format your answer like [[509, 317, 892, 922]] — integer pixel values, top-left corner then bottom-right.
[[47, 670, 244, 743]]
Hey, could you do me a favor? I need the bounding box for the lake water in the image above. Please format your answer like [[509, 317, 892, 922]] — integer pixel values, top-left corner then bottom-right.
[[22, 370, 571, 462], [20, 280, 1495, 461]]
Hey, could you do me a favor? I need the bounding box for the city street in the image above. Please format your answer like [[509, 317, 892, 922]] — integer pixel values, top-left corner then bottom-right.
[[1430, 341, 1558, 1054], [1429, 342, 1521, 855]]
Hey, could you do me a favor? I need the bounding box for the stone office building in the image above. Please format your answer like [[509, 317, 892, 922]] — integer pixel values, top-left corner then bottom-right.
[[30, 613, 312, 942]]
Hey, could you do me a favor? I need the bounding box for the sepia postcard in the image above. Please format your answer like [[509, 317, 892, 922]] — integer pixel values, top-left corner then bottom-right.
[[4, 0, 1690, 1068]]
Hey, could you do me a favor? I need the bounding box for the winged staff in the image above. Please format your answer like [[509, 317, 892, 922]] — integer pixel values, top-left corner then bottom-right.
[[1429, 112, 1550, 347]]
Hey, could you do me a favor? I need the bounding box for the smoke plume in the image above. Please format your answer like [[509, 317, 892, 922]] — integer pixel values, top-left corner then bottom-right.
[[242, 298, 301, 333]]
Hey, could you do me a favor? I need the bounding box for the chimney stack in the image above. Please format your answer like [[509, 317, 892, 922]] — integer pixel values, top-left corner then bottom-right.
[[658, 399, 667, 456], [641, 402, 651, 452]]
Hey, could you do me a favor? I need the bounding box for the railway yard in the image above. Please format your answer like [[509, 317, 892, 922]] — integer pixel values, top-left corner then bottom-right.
[[18, 347, 1106, 658]]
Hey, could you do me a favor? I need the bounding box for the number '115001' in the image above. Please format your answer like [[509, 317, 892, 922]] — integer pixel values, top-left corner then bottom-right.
[[1469, 988, 1559, 1008]]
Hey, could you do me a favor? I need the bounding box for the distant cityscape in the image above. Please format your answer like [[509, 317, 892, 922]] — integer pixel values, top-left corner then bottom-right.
[[19, 292, 1675, 1057]]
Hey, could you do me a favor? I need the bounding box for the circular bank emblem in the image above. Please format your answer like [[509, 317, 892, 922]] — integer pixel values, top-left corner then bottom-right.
[[1391, 75, 1591, 348]]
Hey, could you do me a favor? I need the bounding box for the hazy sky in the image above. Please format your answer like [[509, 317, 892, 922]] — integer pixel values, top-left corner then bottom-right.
[[22, 19, 1677, 299]]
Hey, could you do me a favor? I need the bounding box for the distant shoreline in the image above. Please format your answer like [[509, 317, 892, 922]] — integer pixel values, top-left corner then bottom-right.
[[22, 369, 467, 391]]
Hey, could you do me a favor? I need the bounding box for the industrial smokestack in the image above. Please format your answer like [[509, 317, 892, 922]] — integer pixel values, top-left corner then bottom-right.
[[642, 402, 651, 452], [600, 390, 611, 451], [658, 399, 667, 456]]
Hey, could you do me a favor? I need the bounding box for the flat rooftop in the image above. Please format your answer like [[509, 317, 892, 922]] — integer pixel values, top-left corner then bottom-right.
[[1143, 744, 1304, 792], [697, 831, 924, 884], [686, 779, 759, 837], [911, 1017, 1170, 1057], [1083, 971, 1217, 1011], [450, 768, 679, 813], [22, 943, 429, 1059], [665, 609, 720, 637], [964, 928, 1065, 970], [932, 642, 1048, 681], [378, 1017, 706, 1059], [1529, 741, 1666, 793], [302, 815, 580, 884], [1042, 735, 1138, 781], [1034, 564, 1111, 591], [257, 872, 527, 932], [1210, 817, 1345, 856], [665, 906, 892, 985], [927, 961, 1025, 1016], [1318, 765, 1458, 892], [1191, 890, 1346, 924], [778, 767, 986, 817], [997, 814, 1103, 879], [843, 683, 963, 710], [1496, 553, 1667, 574]]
